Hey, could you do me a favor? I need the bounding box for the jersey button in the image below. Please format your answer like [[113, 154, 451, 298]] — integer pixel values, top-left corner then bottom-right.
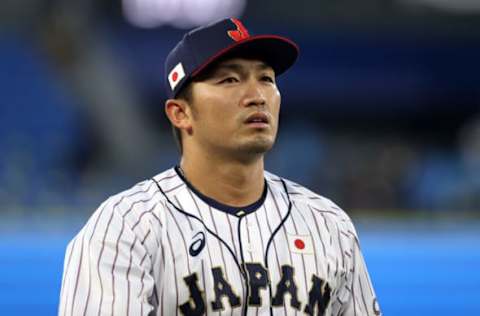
[[236, 210, 246, 217], [244, 242, 254, 253]]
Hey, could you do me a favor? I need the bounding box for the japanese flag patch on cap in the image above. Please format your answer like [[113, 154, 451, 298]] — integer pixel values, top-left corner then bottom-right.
[[168, 62, 186, 91]]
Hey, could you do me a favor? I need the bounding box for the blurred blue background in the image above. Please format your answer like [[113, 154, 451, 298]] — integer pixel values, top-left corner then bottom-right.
[[1, 0, 479, 315]]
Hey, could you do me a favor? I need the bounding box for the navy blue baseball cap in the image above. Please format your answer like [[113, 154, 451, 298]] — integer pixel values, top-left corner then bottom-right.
[[165, 18, 299, 99]]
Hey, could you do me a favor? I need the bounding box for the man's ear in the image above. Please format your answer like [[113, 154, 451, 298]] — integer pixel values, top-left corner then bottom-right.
[[165, 99, 193, 134]]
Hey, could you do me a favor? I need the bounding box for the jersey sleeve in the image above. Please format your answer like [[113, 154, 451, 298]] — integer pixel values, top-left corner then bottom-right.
[[58, 197, 158, 316], [337, 225, 381, 316]]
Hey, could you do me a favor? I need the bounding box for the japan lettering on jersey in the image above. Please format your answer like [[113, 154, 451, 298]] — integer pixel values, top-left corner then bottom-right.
[[59, 167, 381, 316]]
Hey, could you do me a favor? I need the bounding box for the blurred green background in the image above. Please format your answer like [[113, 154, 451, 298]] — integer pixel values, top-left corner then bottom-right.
[[1, 0, 479, 315]]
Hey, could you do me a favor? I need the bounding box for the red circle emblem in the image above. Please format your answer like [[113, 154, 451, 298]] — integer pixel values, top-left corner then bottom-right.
[[172, 72, 178, 82], [294, 239, 305, 250]]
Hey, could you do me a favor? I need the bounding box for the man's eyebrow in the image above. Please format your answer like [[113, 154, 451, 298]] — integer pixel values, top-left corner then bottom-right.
[[256, 63, 273, 71], [214, 62, 273, 73]]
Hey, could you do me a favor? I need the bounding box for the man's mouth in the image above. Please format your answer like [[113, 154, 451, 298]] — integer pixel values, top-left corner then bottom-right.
[[245, 112, 270, 127]]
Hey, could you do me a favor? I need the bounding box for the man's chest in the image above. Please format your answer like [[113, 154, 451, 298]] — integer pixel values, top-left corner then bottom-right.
[[154, 204, 350, 315]]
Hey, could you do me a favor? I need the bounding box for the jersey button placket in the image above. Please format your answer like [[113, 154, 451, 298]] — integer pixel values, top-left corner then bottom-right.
[[237, 213, 250, 316]]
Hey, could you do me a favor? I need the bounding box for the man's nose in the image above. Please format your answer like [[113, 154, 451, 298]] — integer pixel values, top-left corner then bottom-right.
[[241, 81, 266, 107]]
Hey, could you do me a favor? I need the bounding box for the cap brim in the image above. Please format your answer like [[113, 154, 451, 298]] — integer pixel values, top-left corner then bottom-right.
[[191, 35, 299, 78]]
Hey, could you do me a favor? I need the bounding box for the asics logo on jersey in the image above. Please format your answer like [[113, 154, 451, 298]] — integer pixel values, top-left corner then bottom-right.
[[189, 232, 206, 256]]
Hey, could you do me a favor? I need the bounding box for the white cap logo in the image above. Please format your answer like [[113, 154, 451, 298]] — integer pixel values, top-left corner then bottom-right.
[[168, 62, 185, 91]]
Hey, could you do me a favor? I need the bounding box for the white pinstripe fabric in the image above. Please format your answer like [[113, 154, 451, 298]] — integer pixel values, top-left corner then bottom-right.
[[59, 168, 380, 315]]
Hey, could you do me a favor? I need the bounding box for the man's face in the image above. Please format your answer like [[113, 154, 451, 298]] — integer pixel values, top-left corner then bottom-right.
[[186, 57, 281, 159]]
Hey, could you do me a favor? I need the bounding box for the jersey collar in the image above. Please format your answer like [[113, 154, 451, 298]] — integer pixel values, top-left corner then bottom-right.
[[174, 166, 268, 217]]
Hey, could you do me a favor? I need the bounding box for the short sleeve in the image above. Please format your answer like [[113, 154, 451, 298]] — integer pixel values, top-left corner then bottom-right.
[[337, 226, 381, 316], [58, 198, 157, 316]]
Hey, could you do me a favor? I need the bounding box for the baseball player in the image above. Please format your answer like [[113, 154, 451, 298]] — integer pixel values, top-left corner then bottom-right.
[[59, 18, 381, 316]]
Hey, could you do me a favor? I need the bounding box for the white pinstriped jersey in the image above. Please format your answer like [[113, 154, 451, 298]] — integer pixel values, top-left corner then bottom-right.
[[59, 167, 381, 316]]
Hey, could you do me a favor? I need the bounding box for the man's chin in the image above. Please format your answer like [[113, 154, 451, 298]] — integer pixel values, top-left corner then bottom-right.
[[239, 138, 275, 155]]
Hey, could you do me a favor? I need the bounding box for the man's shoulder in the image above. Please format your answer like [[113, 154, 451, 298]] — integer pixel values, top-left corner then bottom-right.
[[98, 168, 182, 217], [265, 171, 353, 226], [264, 170, 336, 208], [67, 169, 180, 260]]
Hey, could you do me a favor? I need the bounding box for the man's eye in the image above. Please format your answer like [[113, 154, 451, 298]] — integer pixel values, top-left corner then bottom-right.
[[219, 77, 238, 84], [261, 75, 275, 83]]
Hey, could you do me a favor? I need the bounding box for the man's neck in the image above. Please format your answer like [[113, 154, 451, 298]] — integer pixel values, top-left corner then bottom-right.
[[179, 152, 265, 207]]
